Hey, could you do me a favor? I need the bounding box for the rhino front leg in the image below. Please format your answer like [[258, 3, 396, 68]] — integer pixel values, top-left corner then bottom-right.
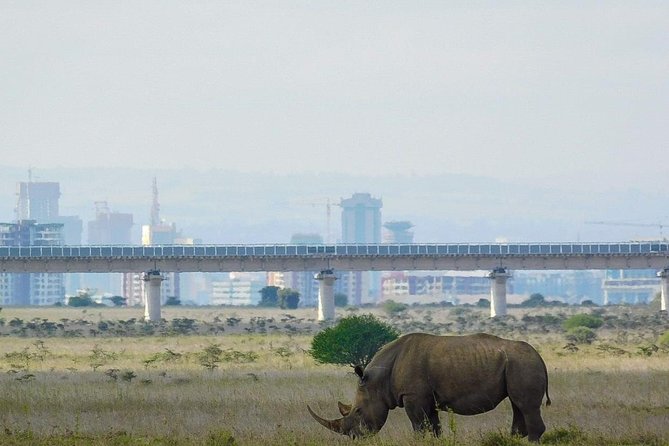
[[404, 400, 441, 436]]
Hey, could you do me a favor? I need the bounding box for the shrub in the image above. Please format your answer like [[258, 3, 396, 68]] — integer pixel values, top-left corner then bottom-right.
[[334, 293, 348, 307], [381, 299, 408, 316], [258, 286, 280, 307], [563, 313, 603, 330], [566, 326, 597, 344], [198, 344, 223, 370], [477, 298, 490, 307], [658, 331, 669, 347], [68, 294, 96, 307], [278, 288, 300, 309], [520, 293, 546, 307], [309, 314, 399, 368]]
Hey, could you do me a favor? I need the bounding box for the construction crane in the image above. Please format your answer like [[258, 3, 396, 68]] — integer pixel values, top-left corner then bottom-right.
[[291, 198, 341, 244], [585, 220, 668, 240]]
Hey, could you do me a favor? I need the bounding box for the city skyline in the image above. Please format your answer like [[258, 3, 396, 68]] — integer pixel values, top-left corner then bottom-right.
[[0, 166, 667, 246]]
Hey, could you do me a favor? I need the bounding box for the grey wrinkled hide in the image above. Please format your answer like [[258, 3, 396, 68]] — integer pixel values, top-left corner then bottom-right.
[[309, 333, 551, 442]]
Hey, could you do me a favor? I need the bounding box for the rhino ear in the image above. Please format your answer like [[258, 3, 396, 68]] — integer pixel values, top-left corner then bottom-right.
[[354, 365, 364, 379], [338, 401, 352, 416]]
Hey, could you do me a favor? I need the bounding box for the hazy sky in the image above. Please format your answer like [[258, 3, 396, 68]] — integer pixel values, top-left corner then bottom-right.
[[2, 1, 667, 186]]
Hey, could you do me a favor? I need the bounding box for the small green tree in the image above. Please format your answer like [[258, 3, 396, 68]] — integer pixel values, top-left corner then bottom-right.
[[165, 296, 181, 306], [521, 293, 546, 307], [68, 291, 95, 307], [109, 296, 127, 307], [198, 343, 223, 371], [279, 288, 300, 309], [563, 313, 603, 330], [381, 299, 408, 316], [334, 293, 348, 307], [309, 314, 400, 368], [258, 286, 280, 307]]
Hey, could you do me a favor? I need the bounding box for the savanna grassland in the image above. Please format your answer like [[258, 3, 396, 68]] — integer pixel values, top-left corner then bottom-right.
[[0, 304, 667, 445]]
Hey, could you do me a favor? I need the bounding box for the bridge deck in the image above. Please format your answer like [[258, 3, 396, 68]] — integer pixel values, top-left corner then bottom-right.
[[1, 243, 668, 273]]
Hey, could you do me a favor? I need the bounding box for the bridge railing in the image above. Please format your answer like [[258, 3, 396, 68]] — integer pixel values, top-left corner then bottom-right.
[[0, 242, 668, 258]]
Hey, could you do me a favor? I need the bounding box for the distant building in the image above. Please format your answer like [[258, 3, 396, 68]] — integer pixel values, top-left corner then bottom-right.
[[211, 272, 265, 306], [88, 201, 133, 245], [284, 233, 322, 307], [383, 221, 414, 243], [16, 181, 60, 221], [15, 179, 83, 295], [338, 193, 382, 305], [602, 269, 659, 305], [341, 193, 382, 245], [123, 178, 180, 306], [267, 271, 285, 289], [84, 201, 133, 296], [513, 270, 604, 304], [382, 271, 492, 304], [0, 220, 64, 305]]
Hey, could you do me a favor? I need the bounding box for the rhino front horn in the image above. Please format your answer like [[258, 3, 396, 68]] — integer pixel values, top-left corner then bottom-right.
[[307, 405, 344, 434]]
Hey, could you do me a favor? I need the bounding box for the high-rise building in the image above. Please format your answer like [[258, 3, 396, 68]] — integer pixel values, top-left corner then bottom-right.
[[15, 178, 83, 295], [341, 193, 382, 244], [123, 179, 180, 306], [0, 220, 65, 305], [88, 202, 133, 245], [339, 193, 383, 304], [84, 202, 134, 295], [16, 181, 60, 221]]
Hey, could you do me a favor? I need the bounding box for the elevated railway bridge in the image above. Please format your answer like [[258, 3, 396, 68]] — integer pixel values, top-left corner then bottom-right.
[[1, 242, 668, 320]]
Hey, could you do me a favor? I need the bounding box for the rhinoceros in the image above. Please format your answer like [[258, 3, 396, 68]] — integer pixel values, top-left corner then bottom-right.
[[308, 333, 551, 442]]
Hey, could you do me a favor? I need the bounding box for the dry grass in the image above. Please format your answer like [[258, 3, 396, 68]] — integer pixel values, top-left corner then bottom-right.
[[0, 306, 667, 445]]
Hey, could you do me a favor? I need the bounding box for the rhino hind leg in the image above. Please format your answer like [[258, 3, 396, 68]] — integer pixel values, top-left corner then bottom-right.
[[510, 401, 528, 437], [521, 407, 546, 443]]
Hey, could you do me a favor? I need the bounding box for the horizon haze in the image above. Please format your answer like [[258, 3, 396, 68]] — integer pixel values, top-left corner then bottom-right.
[[1, 2, 668, 193]]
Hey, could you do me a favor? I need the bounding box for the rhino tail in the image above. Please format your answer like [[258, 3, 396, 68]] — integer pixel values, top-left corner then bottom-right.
[[542, 356, 552, 407]]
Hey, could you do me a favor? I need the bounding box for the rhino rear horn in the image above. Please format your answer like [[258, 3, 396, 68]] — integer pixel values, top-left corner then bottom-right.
[[307, 405, 344, 434], [337, 401, 352, 416]]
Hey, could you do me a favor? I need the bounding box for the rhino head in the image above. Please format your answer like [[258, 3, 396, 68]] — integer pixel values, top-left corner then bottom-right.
[[308, 365, 390, 438]]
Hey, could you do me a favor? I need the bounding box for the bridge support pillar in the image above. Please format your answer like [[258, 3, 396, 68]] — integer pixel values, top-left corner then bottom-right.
[[143, 270, 164, 321], [658, 268, 669, 312], [316, 269, 337, 321], [488, 267, 511, 318]]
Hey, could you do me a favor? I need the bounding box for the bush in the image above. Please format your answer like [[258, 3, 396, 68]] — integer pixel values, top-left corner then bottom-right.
[[381, 299, 408, 316], [257, 286, 280, 307], [334, 293, 348, 307], [278, 288, 300, 309], [566, 326, 597, 344], [520, 293, 546, 307], [309, 314, 399, 368], [476, 298, 490, 307], [658, 331, 669, 347], [563, 313, 603, 330], [68, 294, 95, 307]]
